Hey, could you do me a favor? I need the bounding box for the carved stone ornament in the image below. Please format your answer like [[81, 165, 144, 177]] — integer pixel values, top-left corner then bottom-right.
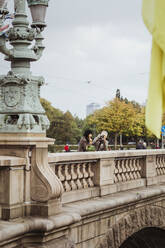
[[7, 27, 36, 41], [37, 76, 45, 86], [96, 205, 165, 248], [0, 71, 30, 86], [0, 71, 28, 109], [31, 148, 64, 202], [27, 0, 49, 6], [4, 85, 21, 107]]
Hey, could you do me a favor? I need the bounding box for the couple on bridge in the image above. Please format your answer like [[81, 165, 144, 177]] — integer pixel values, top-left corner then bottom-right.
[[78, 129, 109, 152]]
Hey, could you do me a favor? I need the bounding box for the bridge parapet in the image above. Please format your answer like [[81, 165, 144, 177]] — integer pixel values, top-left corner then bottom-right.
[[0, 150, 165, 246], [48, 150, 165, 203]]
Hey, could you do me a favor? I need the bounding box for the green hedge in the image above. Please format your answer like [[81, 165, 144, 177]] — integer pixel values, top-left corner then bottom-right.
[[48, 145, 78, 153], [48, 144, 138, 153]]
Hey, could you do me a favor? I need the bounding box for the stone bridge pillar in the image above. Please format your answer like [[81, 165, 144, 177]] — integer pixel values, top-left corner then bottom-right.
[[0, 134, 63, 219]]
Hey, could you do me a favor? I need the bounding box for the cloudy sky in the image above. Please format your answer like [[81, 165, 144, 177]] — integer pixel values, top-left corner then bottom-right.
[[0, 0, 152, 118]]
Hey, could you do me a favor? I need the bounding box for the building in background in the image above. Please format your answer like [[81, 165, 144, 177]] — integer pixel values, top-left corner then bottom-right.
[[142, 99, 147, 106], [86, 103, 100, 116]]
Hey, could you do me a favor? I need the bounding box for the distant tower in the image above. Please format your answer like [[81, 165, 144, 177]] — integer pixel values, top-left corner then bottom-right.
[[142, 100, 147, 106], [86, 103, 100, 116]]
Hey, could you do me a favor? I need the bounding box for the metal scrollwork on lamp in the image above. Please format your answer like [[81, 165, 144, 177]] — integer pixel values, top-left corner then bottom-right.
[[0, 0, 50, 133]]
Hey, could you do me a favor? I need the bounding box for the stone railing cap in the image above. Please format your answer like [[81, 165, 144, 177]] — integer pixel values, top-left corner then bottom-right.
[[48, 149, 165, 163], [0, 156, 26, 166]]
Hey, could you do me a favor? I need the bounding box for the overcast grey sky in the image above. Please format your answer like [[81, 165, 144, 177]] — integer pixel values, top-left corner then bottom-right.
[[0, 0, 152, 118]]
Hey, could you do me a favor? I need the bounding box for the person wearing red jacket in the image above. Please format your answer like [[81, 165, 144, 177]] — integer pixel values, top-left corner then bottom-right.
[[64, 144, 70, 152]]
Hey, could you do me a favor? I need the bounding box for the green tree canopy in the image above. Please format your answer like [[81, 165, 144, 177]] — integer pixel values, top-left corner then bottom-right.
[[40, 98, 81, 144], [86, 98, 146, 146]]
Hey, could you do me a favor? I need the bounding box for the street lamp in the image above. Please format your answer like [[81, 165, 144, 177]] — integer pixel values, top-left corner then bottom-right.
[[0, 0, 63, 214], [27, 0, 49, 29], [0, 0, 50, 133]]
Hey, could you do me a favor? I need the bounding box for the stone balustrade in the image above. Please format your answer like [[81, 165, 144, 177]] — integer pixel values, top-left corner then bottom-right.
[[55, 160, 96, 192], [114, 156, 144, 183], [1, 150, 165, 247], [156, 154, 165, 176], [1, 149, 165, 220], [48, 149, 165, 203]]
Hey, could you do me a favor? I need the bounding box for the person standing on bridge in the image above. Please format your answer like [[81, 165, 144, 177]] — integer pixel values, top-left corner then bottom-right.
[[92, 131, 109, 151], [78, 129, 93, 152], [136, 140, 146, 149], [64, 144, 70, 152]]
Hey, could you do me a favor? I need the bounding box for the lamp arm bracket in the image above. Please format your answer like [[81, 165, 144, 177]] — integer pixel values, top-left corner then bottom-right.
[[32, 44, 45, 61], [32, 30, 45, 60], [0, 34, 13, 57]]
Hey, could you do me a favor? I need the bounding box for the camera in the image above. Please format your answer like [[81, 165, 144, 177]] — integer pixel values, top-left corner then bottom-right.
[[98, 135, 104, 142]]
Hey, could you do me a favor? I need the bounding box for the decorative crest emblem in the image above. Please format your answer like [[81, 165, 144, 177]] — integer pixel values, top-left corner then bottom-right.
[[4, 86, 21, 107]]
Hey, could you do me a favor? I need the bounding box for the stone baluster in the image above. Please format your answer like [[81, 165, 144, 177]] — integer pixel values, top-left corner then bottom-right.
[[156, 156, 160, 175], [121, 160, 126, 182], [119, 160, 123, 182], [57, 164, 65, 182], [132, 159, 138, 179], [156, 155, 161, 175], [127, 159, 131, 181], [125, 159, 130, 181], [76, 163, 83, 189], [159, 156, 163, 175], [161, 156, 164, 174], [158, 156, 161, 175], [118, 160, 123, 174], [161, 156, 164, 175], [160, 155, 163, 175], [121, 160, 127, 173], [136, 159, 141, 179], [70, 164, 77, 190], [63, 164, 71, 192], [161, 156, 165, 174], [155, 156, 158, 175], [114, 160, 119, 183], [116, 160, 122, 182], [128, 159, 134, 180], [81, 163, 88, 188], [87, 162, 94, 187], [159, 156, 162, 175]]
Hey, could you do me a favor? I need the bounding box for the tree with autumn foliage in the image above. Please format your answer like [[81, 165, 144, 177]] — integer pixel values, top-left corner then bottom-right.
[[41, 95, 156, 149], [86, 98, 145, 148]]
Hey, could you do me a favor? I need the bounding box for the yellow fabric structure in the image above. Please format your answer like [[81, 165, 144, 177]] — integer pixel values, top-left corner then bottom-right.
[[142, 0, 165, 138]]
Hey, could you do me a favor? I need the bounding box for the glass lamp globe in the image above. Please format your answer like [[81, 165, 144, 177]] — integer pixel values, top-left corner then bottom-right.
[[27, 0, 49, 29]]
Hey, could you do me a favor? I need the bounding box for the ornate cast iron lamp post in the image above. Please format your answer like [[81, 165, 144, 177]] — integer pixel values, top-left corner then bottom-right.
[[0, 0, 63, 219], [0, 0, 49, 133]]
